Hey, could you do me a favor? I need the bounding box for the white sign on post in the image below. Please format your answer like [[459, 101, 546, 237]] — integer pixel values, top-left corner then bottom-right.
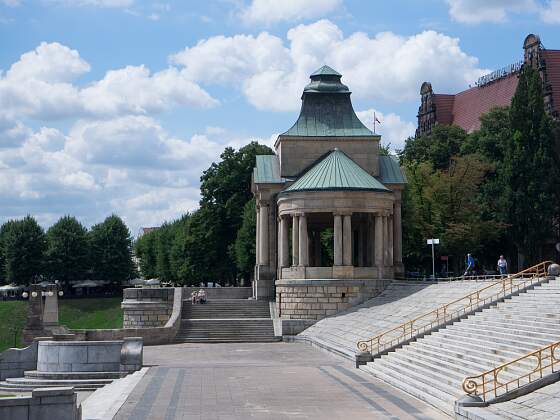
[[427, 238, 440, 279]]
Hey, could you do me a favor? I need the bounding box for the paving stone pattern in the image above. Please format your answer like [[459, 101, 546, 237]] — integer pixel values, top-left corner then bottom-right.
[[300, 280, 495, 358], [114, 342, 447, 420]]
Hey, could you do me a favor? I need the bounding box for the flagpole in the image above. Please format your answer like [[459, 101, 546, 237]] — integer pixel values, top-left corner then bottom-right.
[[373, 112, 376, 134]]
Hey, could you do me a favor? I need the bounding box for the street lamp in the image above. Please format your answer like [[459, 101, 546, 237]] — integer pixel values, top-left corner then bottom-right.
[[427, 238, 440, 279]]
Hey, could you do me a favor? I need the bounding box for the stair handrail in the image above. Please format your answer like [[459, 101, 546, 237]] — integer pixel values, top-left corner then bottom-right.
[[356, 261, 554, 356], [462, 340, 560, 402]]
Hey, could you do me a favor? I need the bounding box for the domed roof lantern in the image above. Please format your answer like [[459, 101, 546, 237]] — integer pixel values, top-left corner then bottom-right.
[[304, 65, 349, 94]]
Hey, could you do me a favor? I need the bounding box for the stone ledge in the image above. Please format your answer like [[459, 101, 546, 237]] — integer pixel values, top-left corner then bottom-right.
[[276, 278, 391, 286]]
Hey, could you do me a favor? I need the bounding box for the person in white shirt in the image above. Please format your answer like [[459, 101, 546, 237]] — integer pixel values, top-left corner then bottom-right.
[[497, 255, 508, 275]]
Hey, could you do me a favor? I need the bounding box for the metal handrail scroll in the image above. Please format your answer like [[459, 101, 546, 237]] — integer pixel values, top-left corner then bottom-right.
[[463, 340, 560, 402]]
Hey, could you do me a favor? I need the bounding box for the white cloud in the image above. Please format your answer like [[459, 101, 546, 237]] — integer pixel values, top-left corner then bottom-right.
[[541, 0, 560, 22], [241, 0, 342, 25], [47, 0, 133, 8], [446, 0, 537, 24], [80, 66, 218, 116], [172, 20, 487, 111], [356, 109, 415, 152], [0, 114, 269, 232], [0, 42, 217, 121], [7, 42, 90, 83]]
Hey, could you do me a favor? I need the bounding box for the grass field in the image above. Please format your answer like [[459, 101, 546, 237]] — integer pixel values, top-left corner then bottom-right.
[[0, 297, 123, 352]]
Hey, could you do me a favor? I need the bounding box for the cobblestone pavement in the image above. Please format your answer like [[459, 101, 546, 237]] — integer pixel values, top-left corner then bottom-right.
[[114, 342, 448, 420]]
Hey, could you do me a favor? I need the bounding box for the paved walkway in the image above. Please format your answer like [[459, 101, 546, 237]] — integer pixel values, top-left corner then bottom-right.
[[114, 342, 448, 420]]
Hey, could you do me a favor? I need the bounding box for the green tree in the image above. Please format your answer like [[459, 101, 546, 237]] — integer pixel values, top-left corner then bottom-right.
[[503, 66, 560, 265], [198, 141, 273, 283], [134, 230, 159, 279], [402, 156, 505, 273], [89, 215, 136, 284], [399, 124, 467, 170], [155, 222, 177, 283], [3, 216, 47, 285], [233, 198, 256, 282], [0, 221, 16, 283], [45, 216, 89, 286]]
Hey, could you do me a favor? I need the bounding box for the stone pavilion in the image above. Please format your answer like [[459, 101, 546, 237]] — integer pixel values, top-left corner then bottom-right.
[[252, 66, 406, 324]]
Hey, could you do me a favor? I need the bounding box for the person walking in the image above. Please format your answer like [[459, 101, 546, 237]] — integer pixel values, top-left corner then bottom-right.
[[497, 255, 508, 276], [464, 253, 475, 277]]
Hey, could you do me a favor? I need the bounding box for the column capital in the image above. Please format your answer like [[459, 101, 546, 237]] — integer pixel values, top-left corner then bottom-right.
[[333, 211, 352, 217]]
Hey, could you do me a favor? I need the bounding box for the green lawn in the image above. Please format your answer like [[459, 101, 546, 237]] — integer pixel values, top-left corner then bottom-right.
[[0, 297, 123, 353]]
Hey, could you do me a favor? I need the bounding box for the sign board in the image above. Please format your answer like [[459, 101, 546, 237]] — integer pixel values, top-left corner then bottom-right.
[[427, 239, 440, 245]]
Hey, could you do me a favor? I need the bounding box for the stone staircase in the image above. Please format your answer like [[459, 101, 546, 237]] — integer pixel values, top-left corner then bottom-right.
[[299, 280, 496, 358], [360, 277, 560, 415], [175, 299, 279, 343]]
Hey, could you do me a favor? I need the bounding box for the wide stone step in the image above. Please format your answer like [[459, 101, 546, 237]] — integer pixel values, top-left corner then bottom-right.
[[174, 337, 281, 343], [432, 329, 546, 352], [449, 322, 560, 343], [23, 370, 123, 380], [367, 357, 459, 405], [395, 344, 529, 381], [466, 319, 560, 335], [5, 377, 114, 385], [359, 363, 455, 415], [412, 341, 536, 373]]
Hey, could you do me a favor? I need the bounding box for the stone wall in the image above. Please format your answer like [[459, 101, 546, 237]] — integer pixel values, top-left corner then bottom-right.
[[276, 279, 390, 320], [122, 288, 175, 328], [72, 287, 183, 345], [0, 387, 80, 420], [0, 338, 43, 381]]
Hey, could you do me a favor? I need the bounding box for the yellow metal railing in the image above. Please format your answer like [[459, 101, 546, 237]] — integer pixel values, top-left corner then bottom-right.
[[357, 261, 554, 356], [463, 340, 560, 402]]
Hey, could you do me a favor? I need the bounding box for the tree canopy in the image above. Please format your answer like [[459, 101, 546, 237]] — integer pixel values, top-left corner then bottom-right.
[[45, 215, 89, 285]]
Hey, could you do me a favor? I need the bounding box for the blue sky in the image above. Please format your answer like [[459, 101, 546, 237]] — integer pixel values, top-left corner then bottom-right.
[[1, 0, 560, 233]]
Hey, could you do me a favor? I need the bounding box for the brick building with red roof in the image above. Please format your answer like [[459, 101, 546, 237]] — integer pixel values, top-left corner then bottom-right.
[[416, 34, 560, 136]]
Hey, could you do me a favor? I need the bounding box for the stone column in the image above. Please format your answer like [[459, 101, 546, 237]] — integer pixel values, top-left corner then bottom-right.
[[334, 214, 343, 266], [375, 213, 383, 278], [388, 215, 394, 266], [343, 214, 352, 266], [368, 215, 375, 267], [255, 205, 260, 264], [280, 216, 290, 268], [394, 200, 403, 267], [299, 214, 309, 267], [259, 205, 269, 265], [383, 215, 389, 266], [292, 214, 299, 266]]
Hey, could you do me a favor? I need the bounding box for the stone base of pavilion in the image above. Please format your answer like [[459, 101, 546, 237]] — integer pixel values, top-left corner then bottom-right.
[[275, 274, 392, 335]]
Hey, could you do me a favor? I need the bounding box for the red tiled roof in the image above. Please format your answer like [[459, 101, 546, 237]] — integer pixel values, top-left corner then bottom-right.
[[543, 50, 560, 115], [448, 73, 519, 133], [433, 94, 454, 124]]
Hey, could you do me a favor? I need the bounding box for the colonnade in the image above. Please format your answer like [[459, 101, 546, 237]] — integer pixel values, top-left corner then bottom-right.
[[275, 211, 402, 269]]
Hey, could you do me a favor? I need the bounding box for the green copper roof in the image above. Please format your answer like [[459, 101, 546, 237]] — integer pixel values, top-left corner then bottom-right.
[[284, 149, 389, 193], [254, 155, 283, 184], [379, 155, 407, 184], [281, 66, 374, 137], [310, 65, 341, 77]]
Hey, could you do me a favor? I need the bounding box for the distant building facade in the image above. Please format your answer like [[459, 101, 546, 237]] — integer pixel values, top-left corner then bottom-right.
[[251, 66, 407, 327], [416, 34, 560, 136]]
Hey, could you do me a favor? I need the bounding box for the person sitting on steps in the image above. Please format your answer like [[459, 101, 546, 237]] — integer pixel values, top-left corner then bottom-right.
[[198, 289, 206, 304]]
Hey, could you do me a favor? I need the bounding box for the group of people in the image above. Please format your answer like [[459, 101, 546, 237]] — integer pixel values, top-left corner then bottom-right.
[[191, 289, 207, 304], [463, 253, 508, 276]]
